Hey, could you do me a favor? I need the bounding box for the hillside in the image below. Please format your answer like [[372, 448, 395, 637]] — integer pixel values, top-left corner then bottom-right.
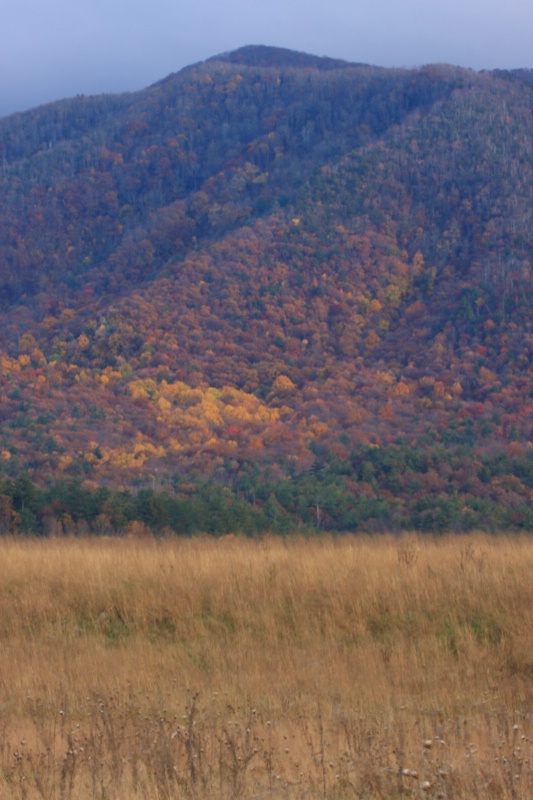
[[0, 46, 532, 532]]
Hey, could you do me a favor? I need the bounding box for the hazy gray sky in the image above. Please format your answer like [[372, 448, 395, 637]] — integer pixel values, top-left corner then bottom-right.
[[1, 0, 532, 117]]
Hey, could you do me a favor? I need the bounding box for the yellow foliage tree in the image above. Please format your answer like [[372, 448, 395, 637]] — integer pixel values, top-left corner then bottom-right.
[[272, 375, 296, 395]]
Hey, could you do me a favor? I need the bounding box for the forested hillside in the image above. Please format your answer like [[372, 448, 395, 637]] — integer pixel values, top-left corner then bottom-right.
[[0, 47, 532, 533]]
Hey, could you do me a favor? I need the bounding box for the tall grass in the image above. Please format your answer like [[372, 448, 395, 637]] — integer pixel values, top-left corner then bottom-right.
[[0, 532, 532, 798]]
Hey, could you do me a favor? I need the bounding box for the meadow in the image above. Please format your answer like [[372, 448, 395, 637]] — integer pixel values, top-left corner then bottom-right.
[[0, 532, 532, 798]]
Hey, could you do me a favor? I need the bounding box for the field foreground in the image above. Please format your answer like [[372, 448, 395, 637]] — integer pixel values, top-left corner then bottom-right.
[[0, 533, 533, 798]]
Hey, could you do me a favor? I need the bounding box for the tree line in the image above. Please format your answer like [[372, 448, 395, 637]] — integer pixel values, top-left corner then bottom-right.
[[3, 441, 533, 536]]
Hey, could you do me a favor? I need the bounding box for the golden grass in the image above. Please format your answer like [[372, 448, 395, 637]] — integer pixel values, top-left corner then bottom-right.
[[0, 532, 533, 798]]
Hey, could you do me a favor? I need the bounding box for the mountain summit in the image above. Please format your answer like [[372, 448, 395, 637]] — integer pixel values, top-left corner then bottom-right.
[[208, 44, 362, 70]]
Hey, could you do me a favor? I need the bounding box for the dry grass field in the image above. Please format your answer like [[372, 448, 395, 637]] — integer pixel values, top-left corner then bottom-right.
[[0, 532, 532, 799]]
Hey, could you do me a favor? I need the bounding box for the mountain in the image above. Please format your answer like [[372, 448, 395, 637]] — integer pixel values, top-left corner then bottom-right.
[[0, 46, 532, 532]]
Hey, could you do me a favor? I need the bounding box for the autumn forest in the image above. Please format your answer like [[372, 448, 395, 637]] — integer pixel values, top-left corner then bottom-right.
[[0, 46, 532, 534]]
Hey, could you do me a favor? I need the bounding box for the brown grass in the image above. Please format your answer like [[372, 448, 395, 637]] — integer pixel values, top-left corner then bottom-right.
[[0, 532, 532, 798]]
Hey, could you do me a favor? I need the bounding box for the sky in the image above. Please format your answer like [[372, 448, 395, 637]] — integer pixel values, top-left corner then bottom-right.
[[1, 0, 532, 118]]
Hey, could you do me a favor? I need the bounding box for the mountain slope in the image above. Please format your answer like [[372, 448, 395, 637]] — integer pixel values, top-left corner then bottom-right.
[[0, 50, 463, 307], [0, 47, 533, 530]]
